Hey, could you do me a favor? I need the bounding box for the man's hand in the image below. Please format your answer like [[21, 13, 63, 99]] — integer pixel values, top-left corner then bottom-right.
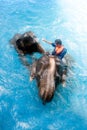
[[42, 38, 46, 42], [42, 38, 52, 44]]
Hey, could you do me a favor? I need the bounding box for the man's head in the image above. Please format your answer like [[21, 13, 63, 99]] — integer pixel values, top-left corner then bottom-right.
[[55, 39, 62, 45]]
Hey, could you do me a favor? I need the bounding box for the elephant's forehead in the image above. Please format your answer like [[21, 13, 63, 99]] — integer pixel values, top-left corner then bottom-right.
[[39, 69, 49, 78], [39, 57, 49, 64]]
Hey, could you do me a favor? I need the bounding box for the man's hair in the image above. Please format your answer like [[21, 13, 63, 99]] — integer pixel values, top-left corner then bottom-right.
[[55, 39, 62, 45]]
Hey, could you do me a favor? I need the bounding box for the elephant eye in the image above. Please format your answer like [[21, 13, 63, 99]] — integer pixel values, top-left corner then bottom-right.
[[31, 73, 35, 78]]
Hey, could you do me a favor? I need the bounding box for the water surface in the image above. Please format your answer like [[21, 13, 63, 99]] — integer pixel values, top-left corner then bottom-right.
[[0, 0, 87, 130]]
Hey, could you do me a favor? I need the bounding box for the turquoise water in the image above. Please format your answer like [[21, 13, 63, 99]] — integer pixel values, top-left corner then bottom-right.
[[0, 0, 87, 130]]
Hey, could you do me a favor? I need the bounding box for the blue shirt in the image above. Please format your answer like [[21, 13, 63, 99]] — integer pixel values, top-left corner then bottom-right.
[[52, 43, 67, 59]]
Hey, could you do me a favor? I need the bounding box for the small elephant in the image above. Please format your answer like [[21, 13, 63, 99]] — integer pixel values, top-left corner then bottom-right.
[[10, 31, 45, 55], [30, 54, 67, 104]]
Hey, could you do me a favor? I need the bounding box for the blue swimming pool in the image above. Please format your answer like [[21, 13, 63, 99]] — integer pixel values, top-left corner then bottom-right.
[[0, 0, 87, 130]]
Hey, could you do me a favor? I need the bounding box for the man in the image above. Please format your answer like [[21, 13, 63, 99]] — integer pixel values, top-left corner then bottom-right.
[[42, 38, 68, 87], [42, 38, 67, 60]]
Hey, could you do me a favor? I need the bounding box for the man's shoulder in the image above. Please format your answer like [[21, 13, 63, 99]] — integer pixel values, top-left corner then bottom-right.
[[52, 43, 56, 47]]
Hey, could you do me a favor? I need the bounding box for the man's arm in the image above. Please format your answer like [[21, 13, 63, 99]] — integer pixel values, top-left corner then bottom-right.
[[42, 38, 52, 44]]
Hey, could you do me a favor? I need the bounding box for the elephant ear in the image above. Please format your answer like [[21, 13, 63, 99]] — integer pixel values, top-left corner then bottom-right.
[[55, 57, 63, 79], [55, 57, 68, 86]]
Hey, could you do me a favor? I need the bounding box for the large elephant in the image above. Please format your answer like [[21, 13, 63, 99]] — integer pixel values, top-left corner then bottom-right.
[[10, 31, 45, 55], [30, 54, 67, 104]]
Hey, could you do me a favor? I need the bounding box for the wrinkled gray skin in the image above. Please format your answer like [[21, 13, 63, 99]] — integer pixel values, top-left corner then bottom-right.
[[10, 31, 45, 55], [30, 54, 67, 104]]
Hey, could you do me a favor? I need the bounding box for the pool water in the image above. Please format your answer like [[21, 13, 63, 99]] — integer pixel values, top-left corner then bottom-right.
[[0, 0, 87, 130]]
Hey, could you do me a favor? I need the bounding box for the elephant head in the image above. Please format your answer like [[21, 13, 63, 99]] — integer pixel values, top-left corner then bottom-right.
[[10, 31, 45, 55], [30, 54, 67, 104]]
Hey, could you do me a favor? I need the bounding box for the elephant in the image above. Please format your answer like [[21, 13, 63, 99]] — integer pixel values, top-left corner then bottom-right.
[[30, 54, 67, 104], [10, 31, 45, 55]]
